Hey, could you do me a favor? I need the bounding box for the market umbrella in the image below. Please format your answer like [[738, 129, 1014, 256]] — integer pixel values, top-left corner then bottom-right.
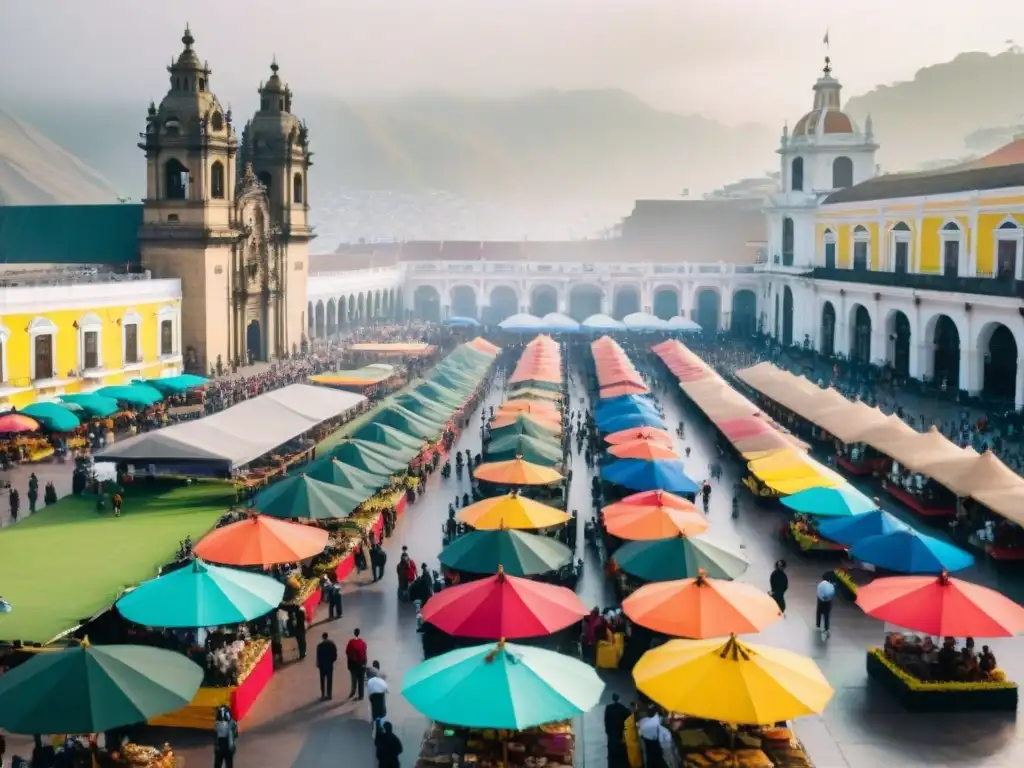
[[817, 510, 909, 547], [194, 514, 329, 566], [780, 485, 878, 518], [331, 440, 408, 475], [439, 529, 572, 576], [20, 402, 80, 432], [601, 459, 698, 494], [252, 474, 363, 520], [599, 412, 666, 434], [615, 489, 696, 510], [600, 383, 650, 398], [355, 420, 431, 452], [498, 401, 559, 416], [485, 434, 562, 466], [421, 568, 586, 639], [594, 401, 660, 422], [95, 384, 164, 407], [614, 536, 748, 582], [604, 427, 673, 446], [489, 413, 561, 435], [444, 316, 481, 327], [304, 457, 386, 493], [601, 499, 708, 540], [0, 643, 204, 734], [59, 393, 121, 419], [623, 571, 781, 638], [607, 440, 680, 461], [850, 529, 974, 574], [855, 571, 1024, 637], [116, 558, 285, 627], [507, 387, 562, 402], [633, 635, 833, 725], [474, 457, 563, 486], [402, 641, 604, 729], [458, 491, 570, 530], [0, 413, 39, 434]]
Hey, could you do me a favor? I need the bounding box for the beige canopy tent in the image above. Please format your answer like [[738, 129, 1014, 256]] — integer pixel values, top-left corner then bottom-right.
[[848, 413, 918, 447], [972, 484, 1024, 527], [870, 425, 967, 474], [812, 402, 888, 444], [919, 449, 1021, 498]]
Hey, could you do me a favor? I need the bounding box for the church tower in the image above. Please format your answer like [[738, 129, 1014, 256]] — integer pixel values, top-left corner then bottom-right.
[[138, 26, 240, 373], [239, 59, 314, 356]]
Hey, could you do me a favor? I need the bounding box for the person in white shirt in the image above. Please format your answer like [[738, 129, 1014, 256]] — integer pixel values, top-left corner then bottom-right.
[[367, 673, 389, 736], [637, 711, 668, 768], [816, 576, 836, 638]]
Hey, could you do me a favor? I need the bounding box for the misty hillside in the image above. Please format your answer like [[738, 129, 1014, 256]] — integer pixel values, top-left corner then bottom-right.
[[0, 108, 118, 205], [845, 50, 1024, 171]]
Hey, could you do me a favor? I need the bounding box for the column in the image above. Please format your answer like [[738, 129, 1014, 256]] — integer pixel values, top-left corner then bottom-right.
[[1015, 364, 1024, 410], [960, 347, 980, 394], [908, 341, 923, 380], [871, 326, 887, 367]]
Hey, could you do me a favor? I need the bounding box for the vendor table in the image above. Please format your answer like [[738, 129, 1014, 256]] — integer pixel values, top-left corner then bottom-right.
[[301, 585, 323, 624]]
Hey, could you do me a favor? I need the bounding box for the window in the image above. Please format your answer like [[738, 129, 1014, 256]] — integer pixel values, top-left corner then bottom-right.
[[293, 173, 304, 204], [211, 161, 225, 199], [941, 222, 962, 277], [832, 156, 854, 188], [83, 331, 99, 370], [853, 225, 869, 271], [210, 111, 224, 131], [996, 220, 1021, 280], [34, 335, 53, 380], [161, 319, 174, 356], [891, 222, 911, 273], [791, 157, 804, 191], [781, 218, 794, 266], [823, 230, 836, 269], [164, 159, 189, 200], [125, 324, 139, 364], [258, 171, 272, 191]]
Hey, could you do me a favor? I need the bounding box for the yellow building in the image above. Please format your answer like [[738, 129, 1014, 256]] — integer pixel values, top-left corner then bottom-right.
[[0, 275, 182, 410]]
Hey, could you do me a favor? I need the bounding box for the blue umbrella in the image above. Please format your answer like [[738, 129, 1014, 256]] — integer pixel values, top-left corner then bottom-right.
[[598, 412, 666, 433], [595, 396, 659, 418], [595, 401, 661, 423], [780, 485, 878, 518], [444, 316, 480, 327], [850, 529, 974, 574], [817, 510, 909, 547], [601, 459, 698, 494]]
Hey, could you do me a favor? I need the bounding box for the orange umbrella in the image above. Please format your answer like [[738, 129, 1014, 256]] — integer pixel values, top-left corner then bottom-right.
[[498, 401, 559, 416], [600, 383, 650, 398], [474, 457, 563, 485], [605, 427, 674, 446], [602, 501, 708, 539], [608, 440, 680, 461], [615, 490, 697, 510], [194, 514, 330, 566], [623, 571, 782, 638]]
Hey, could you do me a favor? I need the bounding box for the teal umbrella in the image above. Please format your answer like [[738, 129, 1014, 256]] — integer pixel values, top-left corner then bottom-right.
[[0, 644, 203, 734], [780, 485, 878, 518], [116, 558, 285, 627], [331, 440, 408, 475], [60, 393, 120, 418], [95, 384, 163, 407], [253, 474, 365, 520], [305, 457, 386, 493], [402, 641, 604, 728], [137, 377, 188, 395], [439, 529, 572, 576], [20, 402, 80, 432], [614, 536, 749, 582]]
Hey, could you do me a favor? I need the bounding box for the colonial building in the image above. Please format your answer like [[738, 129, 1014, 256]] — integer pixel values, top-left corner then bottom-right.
[[139, 27, 312, 371]]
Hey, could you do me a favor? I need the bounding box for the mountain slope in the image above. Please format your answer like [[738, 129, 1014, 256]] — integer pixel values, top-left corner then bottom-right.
[[0, 108, 118, 205]]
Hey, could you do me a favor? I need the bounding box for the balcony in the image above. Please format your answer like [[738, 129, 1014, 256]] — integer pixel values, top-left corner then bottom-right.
[[810, 267, 1024, 299]]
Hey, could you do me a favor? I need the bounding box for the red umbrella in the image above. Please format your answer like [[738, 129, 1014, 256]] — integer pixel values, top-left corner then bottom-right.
[[856, 571, 1024, 637], [0, 414, 40, 434], [615, 489, 696, 510], [420, 567, 587, 639]]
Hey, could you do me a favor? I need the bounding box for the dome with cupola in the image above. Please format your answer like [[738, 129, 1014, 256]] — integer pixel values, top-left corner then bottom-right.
[[791, 57, 861, 140]]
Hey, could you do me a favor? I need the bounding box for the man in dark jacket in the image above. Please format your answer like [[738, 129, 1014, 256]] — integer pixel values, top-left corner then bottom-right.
[[375, 721, 403, 768], [769, 560, 788, 614], [604, 693, 631, 767], [316, 632, 338, 700]]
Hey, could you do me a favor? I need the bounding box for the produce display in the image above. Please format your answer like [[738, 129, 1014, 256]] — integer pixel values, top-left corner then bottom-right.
[[417, 721, 574, 768], [659, 718, 813, 768], [117, 742, 176, 767], [216, 637, 270, 687]]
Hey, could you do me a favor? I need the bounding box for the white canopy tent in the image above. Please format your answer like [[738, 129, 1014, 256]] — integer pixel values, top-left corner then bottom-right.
[[96, 384, 366, 473]]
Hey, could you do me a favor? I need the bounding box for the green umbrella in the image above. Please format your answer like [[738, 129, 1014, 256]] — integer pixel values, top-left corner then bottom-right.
[[415, 382, 465, 409], [352, 422, 427, 453], [95, 384, 163, 407], [59, 393, 120, 418], [20, 402, 80, 432], [433, 372, 474, 393], [331, 440, 408, 475], [0, 643, 203, 734], [490, 416, 560, 441], [613, 536, 749, 582], [439, 529, 572, 576], [394, 392, 455, 422], [253, 474, 364, 520], [486, 433, 562, 466], [135, 377, 188, 395], [376, 406, 445, 440], [305, 457, 387, 493]]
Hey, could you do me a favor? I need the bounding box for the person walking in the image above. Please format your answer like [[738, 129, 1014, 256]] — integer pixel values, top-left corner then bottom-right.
[[604, 693, 631, 767], [213, 706, 238, 768], [327, 578, 344, 619], [371, 543, 387, 582], [316, 632, 338, 700], [769, 560, 788, 615], [375, 721, 403, 768], [816, 574, 836, 639], [294, 607, 308, 660], [346, 628, 368, 700], [111, 491, 122, 518], [367, 669, 389, 736]]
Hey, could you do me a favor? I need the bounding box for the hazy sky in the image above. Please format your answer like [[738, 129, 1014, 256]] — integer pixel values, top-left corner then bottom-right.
[[2, 0, 1020, 124]]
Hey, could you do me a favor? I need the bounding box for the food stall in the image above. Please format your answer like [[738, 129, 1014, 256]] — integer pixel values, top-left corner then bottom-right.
[[416, 721, 575, 768]]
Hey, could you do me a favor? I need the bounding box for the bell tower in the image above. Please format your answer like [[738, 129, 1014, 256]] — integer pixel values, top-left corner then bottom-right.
[[239, 59, 313, 356], [138, 26, 241, 373]]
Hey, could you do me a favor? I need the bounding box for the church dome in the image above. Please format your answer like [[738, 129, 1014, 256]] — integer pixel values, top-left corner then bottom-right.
[[151, 26, 230, 138], [246, 59, 304, 147], [790, 58, 857, 139]]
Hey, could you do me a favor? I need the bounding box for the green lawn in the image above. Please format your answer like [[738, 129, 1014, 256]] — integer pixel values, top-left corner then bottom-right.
[[0, 481, 235, 643]]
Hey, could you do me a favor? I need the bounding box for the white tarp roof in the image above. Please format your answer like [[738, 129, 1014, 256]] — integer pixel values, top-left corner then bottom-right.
[[96, 384, 366, 470]]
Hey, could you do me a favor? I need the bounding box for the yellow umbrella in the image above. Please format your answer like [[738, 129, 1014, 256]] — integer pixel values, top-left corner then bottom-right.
[[474, 457, 564, 486], [458, 491, 570, 530], [633, 634, 834, 725]]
